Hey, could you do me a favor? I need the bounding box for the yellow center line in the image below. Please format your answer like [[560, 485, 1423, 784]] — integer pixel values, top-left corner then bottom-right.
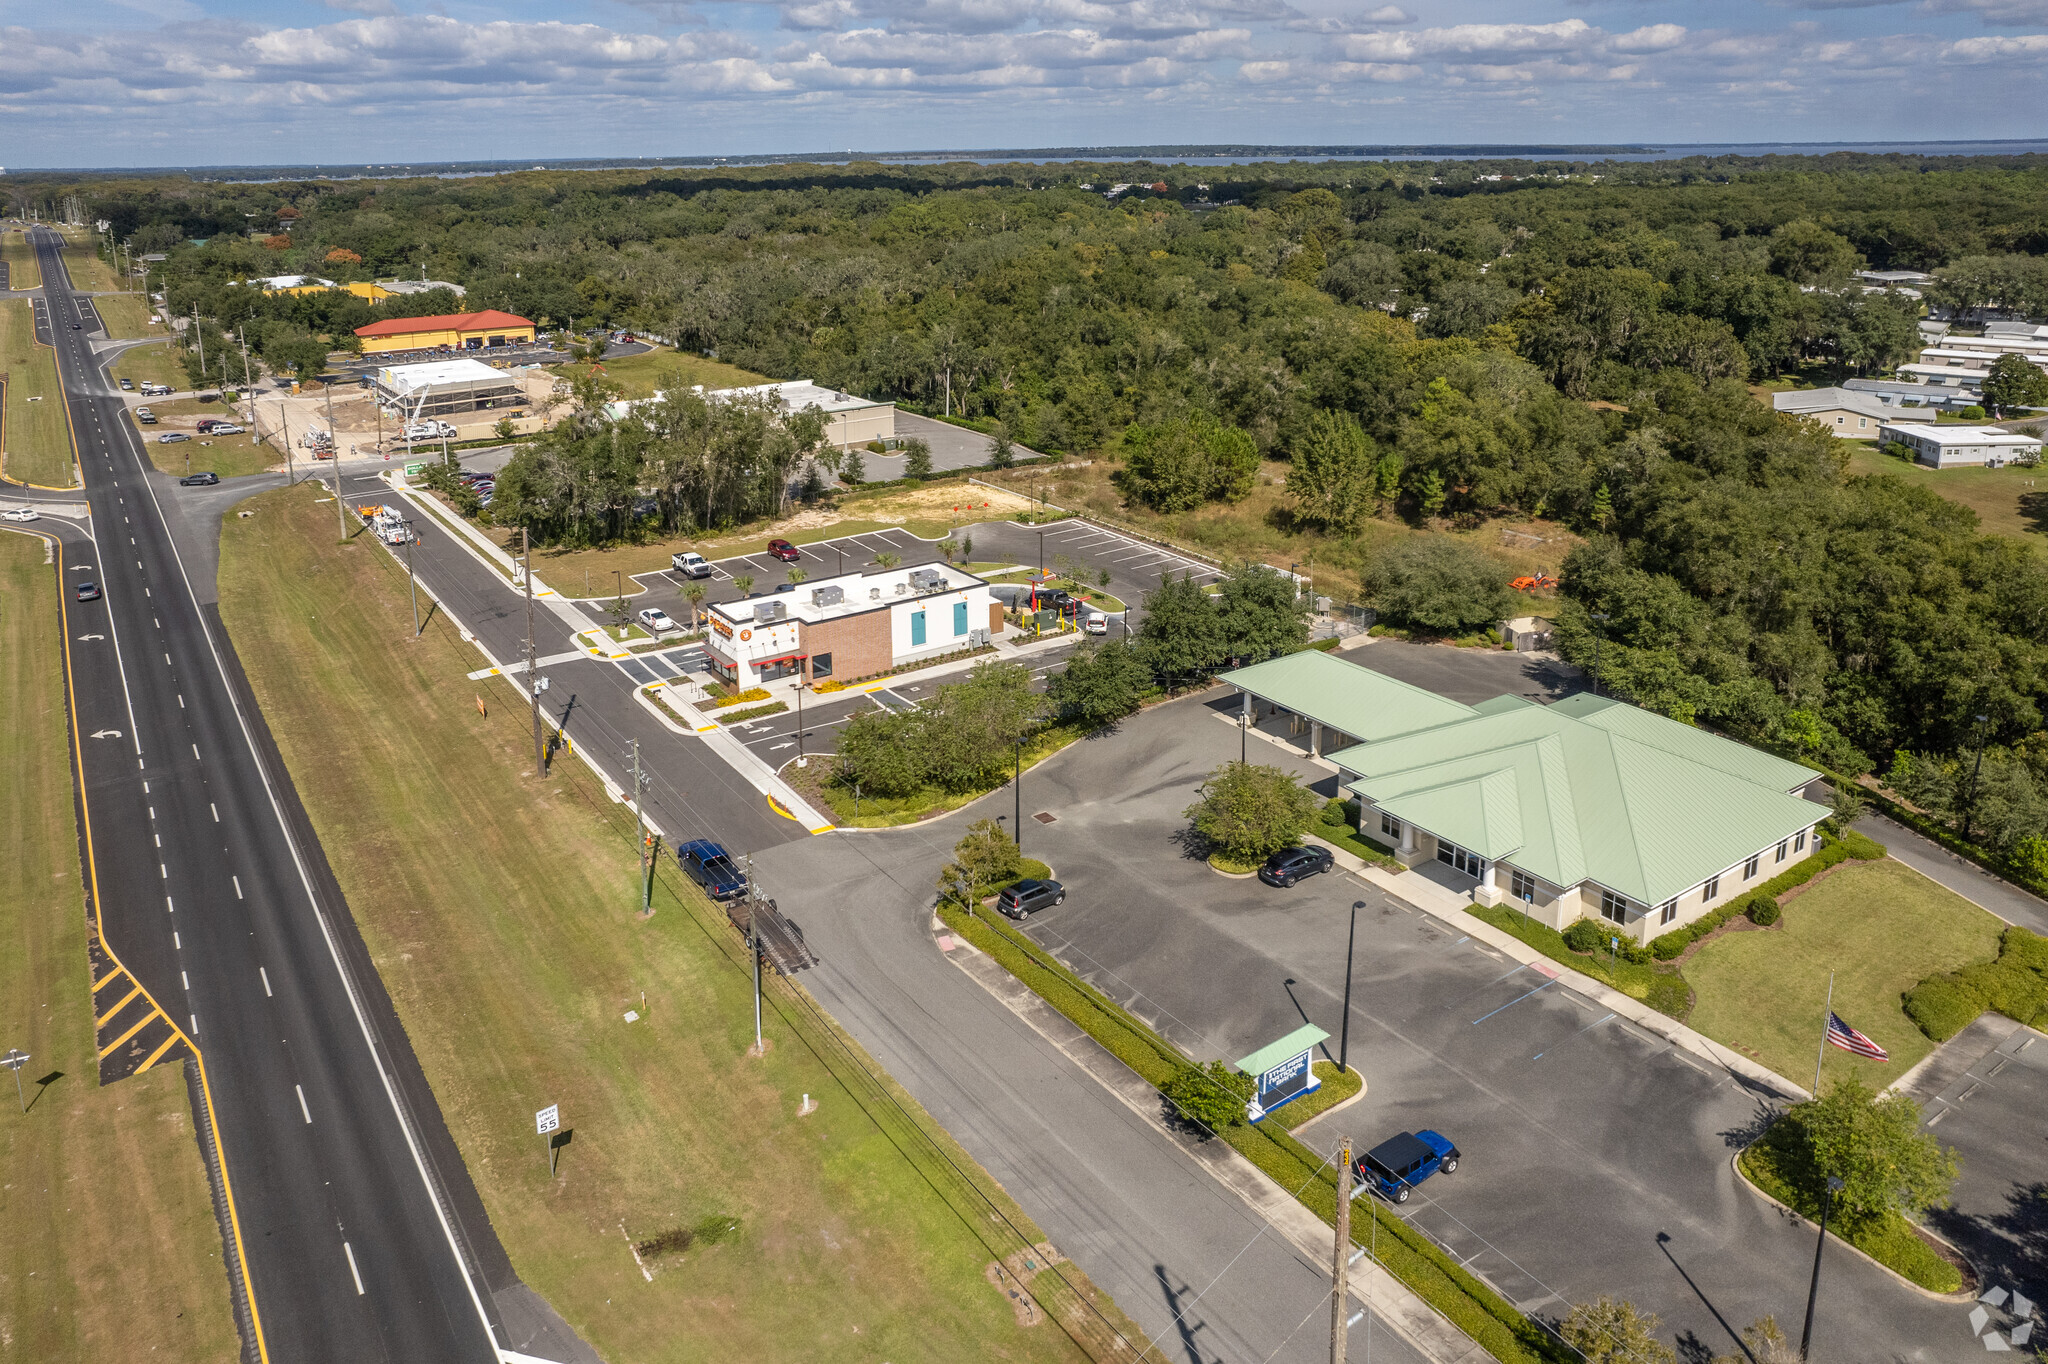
[[134, 1031, 183, 1076], [97, 1005, 163, 1059], [95, 982, 145, 1027]]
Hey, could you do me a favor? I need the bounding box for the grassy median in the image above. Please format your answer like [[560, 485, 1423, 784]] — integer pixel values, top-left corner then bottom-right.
[[0, 531, 242, 1361], [1686, 859, 2004, 1088], [93, 293, 163, 341], [1, 231, 42, 290], [1, 297, 75, 487], [217, 482, 1149, 1364], [109, 344, 188, 394]]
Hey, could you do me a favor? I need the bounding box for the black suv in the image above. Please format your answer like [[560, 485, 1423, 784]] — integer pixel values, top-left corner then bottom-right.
[[996, 878, 1064, 918], [1258, 846, 1334, 888], [179, 471, 220, 486]]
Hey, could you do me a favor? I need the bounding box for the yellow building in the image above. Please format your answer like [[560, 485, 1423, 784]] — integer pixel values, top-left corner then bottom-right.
[[352, 310, 536, 356]]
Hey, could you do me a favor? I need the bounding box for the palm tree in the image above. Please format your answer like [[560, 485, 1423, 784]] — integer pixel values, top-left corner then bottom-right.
[[786, 567, 808, 586], [682, 581, 707, 632], [732, 574, 755, 597], [873, 552, 901, 571]]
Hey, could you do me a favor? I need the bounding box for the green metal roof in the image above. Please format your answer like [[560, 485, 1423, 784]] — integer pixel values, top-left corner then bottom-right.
[[1218, 652, 1476, 745], [1236, 1024, 1329, 1076], [1331, 697, 1821, 907]]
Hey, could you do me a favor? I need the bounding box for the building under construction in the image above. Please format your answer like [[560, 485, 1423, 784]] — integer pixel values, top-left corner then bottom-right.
[[368, 358, 526, 422]]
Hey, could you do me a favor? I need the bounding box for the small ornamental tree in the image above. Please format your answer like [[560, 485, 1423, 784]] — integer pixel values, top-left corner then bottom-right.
[[840, 447, 867, 485], [902, 437, 934, 479], [1185, 761, 1318, 864], [1795, 1077, 1958, 1230], [1161, 1060, 1255, 1134], [936, 818, 1025, 907], [986, 423, 1016, 469], [1560, 1298, 1675, 1364], [1046, 641, 1148, 730]]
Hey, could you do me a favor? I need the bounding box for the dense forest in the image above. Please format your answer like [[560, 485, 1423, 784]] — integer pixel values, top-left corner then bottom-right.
[[35, 154, 2048, 860]]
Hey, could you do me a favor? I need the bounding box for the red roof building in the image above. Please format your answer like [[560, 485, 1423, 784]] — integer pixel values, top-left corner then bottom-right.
[[354, 309, 536, 354]]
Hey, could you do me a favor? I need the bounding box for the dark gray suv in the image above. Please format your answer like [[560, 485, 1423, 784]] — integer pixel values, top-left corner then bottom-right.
[[996, 878, 1064, 919]]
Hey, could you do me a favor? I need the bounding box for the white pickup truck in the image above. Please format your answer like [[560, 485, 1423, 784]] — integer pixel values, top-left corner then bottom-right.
[[403, 421, 458, 441]]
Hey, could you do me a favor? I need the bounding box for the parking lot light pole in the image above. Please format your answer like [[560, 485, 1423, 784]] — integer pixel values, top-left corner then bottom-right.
[[1799, 1175, 1846, 1360], [1014, 740, 1023, 851], [1340, 903, 1360, 1073]]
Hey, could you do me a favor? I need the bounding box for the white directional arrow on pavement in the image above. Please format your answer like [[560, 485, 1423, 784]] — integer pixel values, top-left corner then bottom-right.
[[75, 633, 104, 641], [90, 729, 123, 739]]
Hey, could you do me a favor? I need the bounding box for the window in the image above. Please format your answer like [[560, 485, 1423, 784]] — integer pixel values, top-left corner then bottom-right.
[[1703, 876, 1720, 902], [1659, 900, 1678, 925], [810, 652, 833, 679], [1795, 831, 1807, 853], [1744, 855, 1760, 880], [1380, 813, 1402, 841], [1599, 890, 1630, 924], [910, 610, 926, 647], [1776, 839, 1788, 864], [1511, 869, 1538, 903], [953, 600, 969, 637], [1436, 841, 1482, 877]]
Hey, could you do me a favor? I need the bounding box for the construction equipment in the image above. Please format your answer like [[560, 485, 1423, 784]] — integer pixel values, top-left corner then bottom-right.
[[1511, 571, 1558, 593]]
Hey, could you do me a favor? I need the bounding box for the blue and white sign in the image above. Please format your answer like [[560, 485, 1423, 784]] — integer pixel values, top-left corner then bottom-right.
[[1235, 1024, 1330, 1123]]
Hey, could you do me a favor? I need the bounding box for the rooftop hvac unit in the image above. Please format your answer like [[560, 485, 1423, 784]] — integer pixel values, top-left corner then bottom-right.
[[869, 587, 882, 600], [811, 584, 845, 608], [908, 568, 946, 592], [753, 600, 788, 623], [894, 583, 908, 594]]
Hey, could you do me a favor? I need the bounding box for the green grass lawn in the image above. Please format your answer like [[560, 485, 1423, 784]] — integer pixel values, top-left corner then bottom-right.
[[551, 346, 771, 399], [61, 244, 120, 293], [2, 231, 42, 289], [216, 483, 1142, 1364], [110, 343, 189, 393], [0, 532, 242, 1361], [1686, 859, 2005, 1089], [94, 293, 163, 341], [788, 720, 1086, 828], [1846, 443, 2046, 551], [2, 297, 76, 487], [142, 433, 277, 480]]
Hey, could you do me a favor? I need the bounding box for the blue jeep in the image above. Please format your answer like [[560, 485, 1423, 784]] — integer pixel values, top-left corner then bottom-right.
[[676, 840, 747, 901], [1353, 1130, 1460, 1204]]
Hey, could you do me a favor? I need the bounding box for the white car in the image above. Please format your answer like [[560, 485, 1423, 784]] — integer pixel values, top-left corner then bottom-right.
[[637, 607, 677, 634], [210, 423, 245, 436], [1, 507, 38, 522], [1084, 612, 1109, 635]]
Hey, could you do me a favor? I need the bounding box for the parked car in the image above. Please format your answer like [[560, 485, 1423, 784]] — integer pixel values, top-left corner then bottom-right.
[[75, 580, 101, 602], [135, 408, 157, 424], [210, 423, 245, 436], [671, 551, 712, 578], [118, 377, 134, 390], [676, 840, 747, 900], [158, 432, 192, 444], [996, 878, 1065, 918], [1257, 845, 1334, 888], [1353, 1130, 1459, 1205], [766, 538, 800, 562], [179, 472, 220, 486], [1084, 612, 1109, 636], [139, 382, 172, 396], [637, 607, 676, 634], [1, 507, 39, 521], [195, 418, 222, 433]]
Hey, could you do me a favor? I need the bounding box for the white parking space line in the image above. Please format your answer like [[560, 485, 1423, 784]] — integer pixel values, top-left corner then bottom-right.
[[297, 1084, 311, 1122], [260, 966, 272, 996], [343, 1241, 364, 1294]]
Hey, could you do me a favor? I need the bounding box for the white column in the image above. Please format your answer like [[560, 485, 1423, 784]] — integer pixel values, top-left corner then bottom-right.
[[1309, 721, 1322, 758]]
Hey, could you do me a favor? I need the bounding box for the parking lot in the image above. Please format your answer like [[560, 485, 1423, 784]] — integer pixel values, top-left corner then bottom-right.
[[992, 692, 1985, 1362]]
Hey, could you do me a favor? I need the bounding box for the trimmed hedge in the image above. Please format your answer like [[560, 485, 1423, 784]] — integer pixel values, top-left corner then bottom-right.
[[939, 898, 1564, 1364], [712, 701, 787, 725], [1471, 904, 1684, 1016], [1647, 830, 1885, 961], [1904, 926, 2048, 1041]]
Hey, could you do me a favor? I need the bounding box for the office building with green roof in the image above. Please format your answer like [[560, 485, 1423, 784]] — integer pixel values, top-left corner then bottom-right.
[[1218, 654, 1826, 946]]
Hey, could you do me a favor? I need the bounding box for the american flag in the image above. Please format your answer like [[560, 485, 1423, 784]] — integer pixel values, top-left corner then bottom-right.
[[1826, 1012, 1889, 1061]]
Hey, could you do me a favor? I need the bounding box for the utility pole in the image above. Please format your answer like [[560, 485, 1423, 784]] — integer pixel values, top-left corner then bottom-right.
[[524, 528, 544, 775], [1331, 1136, 1352, 1364], [2, 1048, 29, 1112], [192, 306, 205, 375], [279, 406, 296, 487], [402, 520, 420, 637], [632, 738, 646, 879], [746, 853, 764, 1054], [1963, 713, 1991, 842]]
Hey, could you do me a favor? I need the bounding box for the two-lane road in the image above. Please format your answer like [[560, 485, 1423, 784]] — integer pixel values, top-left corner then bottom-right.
[[30, 229, 542, 1362]]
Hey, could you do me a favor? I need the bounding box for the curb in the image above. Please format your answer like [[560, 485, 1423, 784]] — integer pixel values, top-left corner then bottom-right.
[[934, 924, 1491, 1364], [1730, 1152, 1977, 1303]]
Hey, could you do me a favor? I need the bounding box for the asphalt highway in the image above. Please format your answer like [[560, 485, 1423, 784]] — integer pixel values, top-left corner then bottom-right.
[[27, 229, 545, 1363]]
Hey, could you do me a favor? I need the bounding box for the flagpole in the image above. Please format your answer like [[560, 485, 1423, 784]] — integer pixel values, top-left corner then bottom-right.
[[1813, 970, 1835, 1096]]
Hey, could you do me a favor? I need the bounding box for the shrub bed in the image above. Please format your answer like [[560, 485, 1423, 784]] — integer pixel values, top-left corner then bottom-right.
[[1738, 1124, 1961, 1293], [1469, 904, 1689, 1018], [1903, 926, 2048, 1041], [1268, 1060, 1360, 1130], [713, 701, 788, 725], [938, 898, 1563, 1363], [705, 686, 771, 709]]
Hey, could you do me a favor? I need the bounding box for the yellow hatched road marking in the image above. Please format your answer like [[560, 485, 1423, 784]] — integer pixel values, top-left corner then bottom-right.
[[95, 982, 145, 1027], [134, 1031, 182, 1076], [92, 966, 125, 992], [97, 1006, 163, 1059]]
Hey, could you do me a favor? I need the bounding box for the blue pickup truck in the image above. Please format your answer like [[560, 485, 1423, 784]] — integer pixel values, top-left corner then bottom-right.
[[676, 840, 747, 901], [1353, 1130, 1460, 1204]]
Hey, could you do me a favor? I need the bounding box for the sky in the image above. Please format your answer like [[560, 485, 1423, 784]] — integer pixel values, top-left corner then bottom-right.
[[0, 0, 2044, 166]]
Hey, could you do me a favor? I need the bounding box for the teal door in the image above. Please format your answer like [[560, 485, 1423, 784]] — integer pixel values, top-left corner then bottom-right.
[[953, 601, 969, 637], [910, 610, 926, 646]]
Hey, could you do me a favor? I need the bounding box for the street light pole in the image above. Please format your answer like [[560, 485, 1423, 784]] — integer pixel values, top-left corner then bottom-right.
[[525, 528, 544, 776], [1014, 739, 1023, 851], [1798, 1176, 1846, 1360], [402, 520, 420, 637], [1963, 714, 1991, 842], [1340, 902, 1360, 1073]]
